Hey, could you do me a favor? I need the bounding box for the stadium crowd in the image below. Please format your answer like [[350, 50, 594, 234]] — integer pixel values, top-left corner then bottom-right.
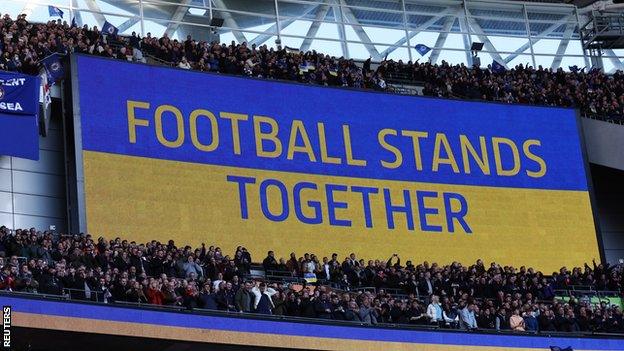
[[0, 14, 623, 118], [1, 12, 624, 333], [1, 226, 623, 334]]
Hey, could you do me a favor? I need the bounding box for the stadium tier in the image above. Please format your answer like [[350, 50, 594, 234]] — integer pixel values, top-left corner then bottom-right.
[[0, 14, 622, 119], [0, 3, 624, 350]]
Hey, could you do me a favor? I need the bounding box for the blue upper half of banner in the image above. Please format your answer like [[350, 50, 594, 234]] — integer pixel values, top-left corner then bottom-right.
[[0, 70, 40, 115], [0, 70, 40, 160], [75, 55, 589, 191]]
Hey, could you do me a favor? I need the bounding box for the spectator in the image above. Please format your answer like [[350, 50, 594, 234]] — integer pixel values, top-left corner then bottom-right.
[[344, 301, 362, 322], [234, 281, 255, 312], [197, 283, 217, 310], [523, 308, 539, 332], [426, 295, 444, 326], [460, 303, 478, 330], [2, 225, 624, 334], [262, 251, 278, 272], [178, 56, 191, 69], [358, 297, 378, 325], [146, 280, 164, 305], [182, 255, 203, 279], [510, 309, 526, 332], [252, 282, 277, 314], [314, 292, 333, 319]]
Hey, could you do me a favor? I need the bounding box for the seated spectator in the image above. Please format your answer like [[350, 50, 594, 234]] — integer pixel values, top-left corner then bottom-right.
[[178, 56, 191, 69], [477, 307, 496, 330], [426, 295, 444, 326], [344, 301, 362, 322], [198, 282, 218, 310], [460, 303, 478, 330], [358, 296, 378, 325], [146, 280, 164, 305], [539, 309, 557, 332], [523, 308, 538, 332], [314, 292, 333, 319], [510, 309, 526, 332]]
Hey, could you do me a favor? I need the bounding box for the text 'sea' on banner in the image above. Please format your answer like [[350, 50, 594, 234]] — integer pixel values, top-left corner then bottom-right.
[[73, 55, 599, 272]]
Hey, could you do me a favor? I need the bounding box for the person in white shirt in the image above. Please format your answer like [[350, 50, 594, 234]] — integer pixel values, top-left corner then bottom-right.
[[212, 272, 224, 291], [178, 57, 191, 69], [252, 282, 277, 314], [426, 295, 444, 325]]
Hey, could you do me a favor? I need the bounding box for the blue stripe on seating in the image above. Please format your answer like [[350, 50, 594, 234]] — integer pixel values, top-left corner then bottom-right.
[[6, 296, 624, 350]]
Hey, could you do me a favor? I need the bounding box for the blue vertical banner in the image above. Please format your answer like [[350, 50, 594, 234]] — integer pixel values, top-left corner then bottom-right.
[[0, 71, 40, 160]]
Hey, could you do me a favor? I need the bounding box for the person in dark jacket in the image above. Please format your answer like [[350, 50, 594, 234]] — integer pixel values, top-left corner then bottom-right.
[[110, 277, 130, 302], [216, 282, 236, 311], [252, 282, 276, 314], [262, 251, 278, 272], [539, 309, 557, 331], [39, 267, 63, 295], [234, 281, 255, 312], [523, 310, 539, 332], [314, 293, 333, 319], [344, 301, 362, 322], [285, 293, 302, 316], [198, 283, 218, 310]]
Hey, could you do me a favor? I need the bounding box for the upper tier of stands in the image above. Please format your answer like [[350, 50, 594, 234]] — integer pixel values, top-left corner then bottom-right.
[[1, 13, 623, 121]]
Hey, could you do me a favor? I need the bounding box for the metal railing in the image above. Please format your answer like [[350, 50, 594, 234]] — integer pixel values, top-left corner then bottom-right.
[[62, 288, 107, 303], [583, 113, 624, 125], [582, 11, 624, 44], [555, 288, 622, 300]]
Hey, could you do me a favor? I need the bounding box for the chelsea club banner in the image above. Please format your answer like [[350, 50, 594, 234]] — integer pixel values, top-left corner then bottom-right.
[[0, 70, 40, 160], [72, 55, 600, 272]]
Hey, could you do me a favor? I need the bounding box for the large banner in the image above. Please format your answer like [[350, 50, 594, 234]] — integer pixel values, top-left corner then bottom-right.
[[0, 70, 40, 160], [73, 55, 600, 272]]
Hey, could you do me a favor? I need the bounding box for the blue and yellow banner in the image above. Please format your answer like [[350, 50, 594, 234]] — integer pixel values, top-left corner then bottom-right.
[[74, 55, 600, 272], [7, 295, 624, 350]]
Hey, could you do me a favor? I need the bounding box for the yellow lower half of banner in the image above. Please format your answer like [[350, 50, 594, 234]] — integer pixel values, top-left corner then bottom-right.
[[83, 151, 600, 273]]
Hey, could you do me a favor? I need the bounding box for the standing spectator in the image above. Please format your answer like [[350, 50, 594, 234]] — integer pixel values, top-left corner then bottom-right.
[[252, 282, 277, 314], [182, 255, 203, 279], [262, 251, 278, 272], [234, 281, 255, 312]]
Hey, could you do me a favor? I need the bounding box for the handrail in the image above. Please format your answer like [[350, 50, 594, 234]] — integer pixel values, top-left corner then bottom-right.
[[112, 300, 187, 311], [62, 287, 106, 302]]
